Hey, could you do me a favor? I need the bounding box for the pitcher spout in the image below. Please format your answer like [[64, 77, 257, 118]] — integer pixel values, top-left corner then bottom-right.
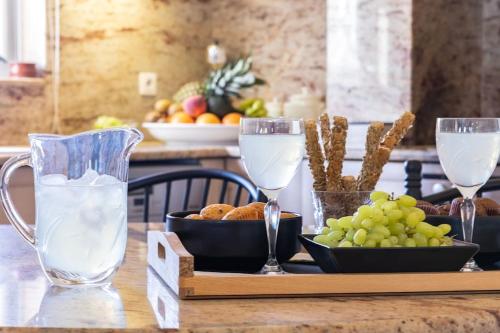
[[124, 128, 144, 158]]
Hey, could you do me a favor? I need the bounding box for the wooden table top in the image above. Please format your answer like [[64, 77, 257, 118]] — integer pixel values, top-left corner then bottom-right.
[[2, 223, 500, 333]]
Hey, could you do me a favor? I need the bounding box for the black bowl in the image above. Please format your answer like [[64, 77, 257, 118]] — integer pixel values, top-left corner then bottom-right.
[[299, 234, 479, 273], [427, 215, 500, 269], [166, 211, 302, 272]]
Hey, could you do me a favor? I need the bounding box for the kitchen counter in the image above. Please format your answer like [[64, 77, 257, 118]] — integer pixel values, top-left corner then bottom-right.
[[2, 223, 500, 332], [0, 143, 239, 164], [0, 143, 438, 164]]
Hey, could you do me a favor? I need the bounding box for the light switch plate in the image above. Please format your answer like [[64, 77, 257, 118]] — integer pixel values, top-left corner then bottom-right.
[[138, 72, 157, 96]]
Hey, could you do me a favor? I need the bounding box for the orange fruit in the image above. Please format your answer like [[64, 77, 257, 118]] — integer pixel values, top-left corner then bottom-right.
[[222, 112, 242, 125], [170, 112, 194, 124], [196, 113, 221, 124]]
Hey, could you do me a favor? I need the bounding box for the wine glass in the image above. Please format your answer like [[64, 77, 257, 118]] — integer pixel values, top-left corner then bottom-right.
[[436, 118, 500, 272], [239, 118, 305, 274]]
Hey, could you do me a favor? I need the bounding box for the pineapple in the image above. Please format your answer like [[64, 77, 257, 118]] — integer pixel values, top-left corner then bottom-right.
[[173, 81, 205, 103], [204, 56, 265, 117], [205, 56, 265, 98]]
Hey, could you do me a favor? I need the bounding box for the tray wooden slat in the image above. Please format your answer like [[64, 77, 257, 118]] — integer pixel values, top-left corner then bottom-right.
[[147, 231, 500, 299]]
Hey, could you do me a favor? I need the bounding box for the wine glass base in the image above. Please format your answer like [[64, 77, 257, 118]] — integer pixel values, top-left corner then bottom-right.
[[259, 259, 285, 275], [461, 259, 483, 272]]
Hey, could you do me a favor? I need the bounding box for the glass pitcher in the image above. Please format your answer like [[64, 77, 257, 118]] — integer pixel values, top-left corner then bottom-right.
[[0, 128, 143, 286]]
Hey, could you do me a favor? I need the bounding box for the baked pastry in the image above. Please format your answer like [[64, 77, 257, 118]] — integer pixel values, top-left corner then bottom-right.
[[246, 202, 266, 219], [185, 214, 204, 220], [200, 204, 234, 220], [222, 207, 259, 220]]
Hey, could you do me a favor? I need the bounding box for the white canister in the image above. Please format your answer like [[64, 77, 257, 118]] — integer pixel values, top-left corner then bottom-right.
[[266, 98, 283, 118], [283, 87, 323, 119]]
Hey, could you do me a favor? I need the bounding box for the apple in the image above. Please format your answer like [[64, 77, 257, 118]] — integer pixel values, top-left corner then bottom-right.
[[183, 95, 207, 118]]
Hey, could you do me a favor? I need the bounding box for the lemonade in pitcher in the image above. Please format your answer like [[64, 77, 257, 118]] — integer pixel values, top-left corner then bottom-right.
[[35, 169, 128, 282]]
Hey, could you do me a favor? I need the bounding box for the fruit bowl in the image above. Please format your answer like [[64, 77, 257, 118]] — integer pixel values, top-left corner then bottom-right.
[[299, 234, 479, 273], [142, 122, 239, 146], [166, 210, 302, 272]]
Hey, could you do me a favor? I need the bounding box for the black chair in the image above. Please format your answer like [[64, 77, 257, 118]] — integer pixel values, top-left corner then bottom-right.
[[128, 168, 260, 222], [404, 160, 500, 204]]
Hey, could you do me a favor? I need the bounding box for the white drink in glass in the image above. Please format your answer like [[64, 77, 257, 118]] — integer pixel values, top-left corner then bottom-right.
[[35, 169, 127, 280], [239, 134, 305, 193], [436, 132, 500, 197]]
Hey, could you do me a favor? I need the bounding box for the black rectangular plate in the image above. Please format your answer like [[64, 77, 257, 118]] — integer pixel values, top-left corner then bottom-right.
[[299, 234, 479, 273]]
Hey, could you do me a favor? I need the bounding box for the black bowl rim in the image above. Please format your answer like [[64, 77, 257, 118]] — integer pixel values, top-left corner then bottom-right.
[[167, 210, 302, 224], [299, 234, 480, 251]]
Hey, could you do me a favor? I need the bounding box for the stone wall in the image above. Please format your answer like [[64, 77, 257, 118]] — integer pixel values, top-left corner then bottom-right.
[[327, 0, 412, 122], [211, 0, 327, 102], [482, 0, 500, 118], [0, 0, 326, 140], [411, 0, 483, 144], [57, 0, 211, 133], [326, 0, 500, 144], [0, 80, 52, 145]]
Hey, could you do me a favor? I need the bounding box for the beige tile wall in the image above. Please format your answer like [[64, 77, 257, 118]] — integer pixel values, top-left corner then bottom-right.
[[57, 0, 212, 134], [0, 0, 327, 143]]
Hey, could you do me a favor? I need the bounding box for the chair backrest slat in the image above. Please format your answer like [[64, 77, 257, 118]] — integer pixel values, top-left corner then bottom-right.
[[128, 169, 259, 222], [233, 185, 243, 206], [162, 181, 172, 221], [201, 178, 211, 207], [219, 180, 228, 203], [183, 178, 192, 211], [247, 192, 254, 204]]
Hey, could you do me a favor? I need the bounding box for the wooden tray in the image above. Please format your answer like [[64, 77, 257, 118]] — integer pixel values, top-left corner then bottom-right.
[[147, 231, 500, 299]]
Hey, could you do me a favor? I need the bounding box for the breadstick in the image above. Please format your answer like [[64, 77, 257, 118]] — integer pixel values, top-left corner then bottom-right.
[[363, 146, 391, 191], [319, 113, 331, 159], [381, 111, 415, 150], [326, 116, 348, 192], [357, 122, 385, 191], [341, 176, 356, 192], [305, 120, 327, 191], [364, 112, 415, 190]]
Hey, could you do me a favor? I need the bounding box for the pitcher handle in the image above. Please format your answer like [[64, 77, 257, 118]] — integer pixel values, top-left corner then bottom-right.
[[0, 153, 35, 245]]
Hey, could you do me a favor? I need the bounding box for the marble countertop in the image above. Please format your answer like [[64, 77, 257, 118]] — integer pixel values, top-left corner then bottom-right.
[[2, 223, 500, 332], [0, 143, 240, 164], [0, 143, 438, 164]]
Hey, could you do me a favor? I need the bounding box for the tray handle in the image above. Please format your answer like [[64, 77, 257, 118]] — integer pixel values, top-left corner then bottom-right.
[[147, 231, 194, 296]]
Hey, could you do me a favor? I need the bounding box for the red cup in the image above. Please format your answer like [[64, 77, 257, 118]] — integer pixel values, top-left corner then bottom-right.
[[9, 63, 37, 78]]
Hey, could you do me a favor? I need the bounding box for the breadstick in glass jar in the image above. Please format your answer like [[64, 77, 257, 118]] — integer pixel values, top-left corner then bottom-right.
[[326, 116, 348, 192], [357, 122, 385, 191], [305, 120, 327, 191]]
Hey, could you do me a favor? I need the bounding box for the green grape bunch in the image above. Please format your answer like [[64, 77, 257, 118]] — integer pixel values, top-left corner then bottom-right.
[[313, 191, 454, 248]]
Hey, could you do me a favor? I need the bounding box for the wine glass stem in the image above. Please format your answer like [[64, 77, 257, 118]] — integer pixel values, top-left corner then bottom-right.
[[460, 198, 475, 243], [265, 197, 281, 266]]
